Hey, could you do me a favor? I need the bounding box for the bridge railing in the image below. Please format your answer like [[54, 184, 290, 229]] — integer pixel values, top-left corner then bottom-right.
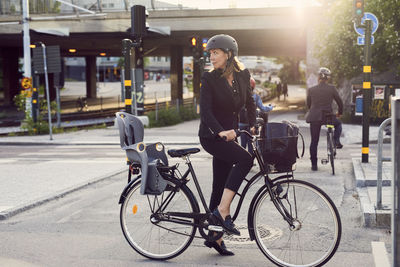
[[0, 0, 197, 16]]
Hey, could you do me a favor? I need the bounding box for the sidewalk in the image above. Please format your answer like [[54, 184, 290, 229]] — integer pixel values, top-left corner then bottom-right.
[[0, 119, 201, 220]]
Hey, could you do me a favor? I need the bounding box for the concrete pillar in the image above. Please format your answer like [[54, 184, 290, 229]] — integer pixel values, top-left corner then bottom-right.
[[1, 48, 20, 106], [85, 56, 97, 98], [170, 45, 183, 102]]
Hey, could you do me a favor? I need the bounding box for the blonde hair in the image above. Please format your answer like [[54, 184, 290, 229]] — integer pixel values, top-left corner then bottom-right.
[[209, 51, 245, 78], [221, 56, 245, 78]]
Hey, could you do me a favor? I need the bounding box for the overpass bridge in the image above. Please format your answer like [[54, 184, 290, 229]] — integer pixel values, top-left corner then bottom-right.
[[0, 7, 321, 106]]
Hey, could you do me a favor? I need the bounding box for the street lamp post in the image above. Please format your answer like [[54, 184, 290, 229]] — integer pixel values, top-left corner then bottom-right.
[[22, 0, 32, 115]]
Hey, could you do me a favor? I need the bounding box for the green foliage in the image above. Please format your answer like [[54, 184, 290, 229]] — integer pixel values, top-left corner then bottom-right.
[[315, 0, 400, 85], [13, 92, 58, 135], [147, 104, 199, 127], [274, 57, 304, 84]]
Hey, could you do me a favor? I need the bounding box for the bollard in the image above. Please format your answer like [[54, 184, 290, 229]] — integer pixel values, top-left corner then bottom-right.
[[391, 96, 400, 266]]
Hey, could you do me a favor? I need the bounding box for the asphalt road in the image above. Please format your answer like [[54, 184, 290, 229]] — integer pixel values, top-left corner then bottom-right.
[[0, 124, 391, 267]]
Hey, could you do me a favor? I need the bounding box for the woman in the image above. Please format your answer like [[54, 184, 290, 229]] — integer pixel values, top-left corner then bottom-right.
[[198, 34, 256, 255]]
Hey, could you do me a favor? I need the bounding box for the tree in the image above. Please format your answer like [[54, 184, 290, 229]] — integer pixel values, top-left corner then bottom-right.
[[274, 57, 304, 84], [314, 0, 400, 85]]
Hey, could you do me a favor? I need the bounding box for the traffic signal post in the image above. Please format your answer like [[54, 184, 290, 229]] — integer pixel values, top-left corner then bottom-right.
[[361, 19, 372, 163], [122, 5, 146, 116], [353, 0, 373, 163], [190, 37, 208, 100]]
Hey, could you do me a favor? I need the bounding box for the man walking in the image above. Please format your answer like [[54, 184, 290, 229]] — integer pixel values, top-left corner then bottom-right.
[[306, 67, 343, 171]]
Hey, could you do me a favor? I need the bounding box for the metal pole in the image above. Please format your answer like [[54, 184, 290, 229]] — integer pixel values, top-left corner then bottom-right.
[[22, 0, 32, 115], [41, 43, 53, 140], [377, 118, 391, 210], [120, 67, 125, 102], [55, 86, 61, 128], [392, 96, 400, 266], [362, 19, 372, 163], [131, 68, 138, 116], [122, 39, 132, 113], [22, 0, 31, 78]]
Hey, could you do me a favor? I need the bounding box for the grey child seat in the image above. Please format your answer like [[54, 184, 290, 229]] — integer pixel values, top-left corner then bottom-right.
[[116, 112, 168, 195]]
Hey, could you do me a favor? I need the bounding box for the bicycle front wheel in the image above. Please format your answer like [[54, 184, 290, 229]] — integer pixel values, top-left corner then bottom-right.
[[120, 180, 198, 260], [327, 133, 335, 175], [252, 179, 341, 267]]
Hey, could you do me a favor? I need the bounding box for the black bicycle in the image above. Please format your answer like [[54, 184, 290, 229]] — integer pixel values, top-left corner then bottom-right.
[[116, 112, 341, 267], [76, 96, 89, 112], [321, 112, 336, 175]]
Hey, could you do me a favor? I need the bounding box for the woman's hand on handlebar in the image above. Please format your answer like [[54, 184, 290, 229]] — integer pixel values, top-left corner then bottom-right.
[[218, 129, 236, 141]]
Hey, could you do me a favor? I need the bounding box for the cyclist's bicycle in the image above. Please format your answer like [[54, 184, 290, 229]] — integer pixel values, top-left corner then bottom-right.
[[76, 96, 89, 112], [116, 112, 342, 267], [321, 112, 336, 175]]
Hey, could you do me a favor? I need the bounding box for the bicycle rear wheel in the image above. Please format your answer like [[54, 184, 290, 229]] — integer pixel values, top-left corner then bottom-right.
[[327, 133, 335, 175], [252, 179, 341, 267], [120, 180, 198, 260]]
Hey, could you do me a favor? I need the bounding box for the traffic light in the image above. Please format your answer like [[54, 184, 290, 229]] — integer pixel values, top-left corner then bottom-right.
[[354, 0, 364, 26], [190, 37, 201, 59], [131, 5, 146, 37], [201, 38, 209, 59]]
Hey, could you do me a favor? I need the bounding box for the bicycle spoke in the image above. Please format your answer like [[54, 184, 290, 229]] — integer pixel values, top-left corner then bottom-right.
[[253, 180, 341, 267], [120, 181, 196, 260]]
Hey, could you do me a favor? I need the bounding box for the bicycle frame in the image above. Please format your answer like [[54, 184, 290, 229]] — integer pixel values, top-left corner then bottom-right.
[[119, 130, 298, 236]]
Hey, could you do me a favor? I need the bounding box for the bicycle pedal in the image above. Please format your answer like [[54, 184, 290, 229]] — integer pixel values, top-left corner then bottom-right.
[[321, 159, 328, 165], [208, 225, 224, 232]]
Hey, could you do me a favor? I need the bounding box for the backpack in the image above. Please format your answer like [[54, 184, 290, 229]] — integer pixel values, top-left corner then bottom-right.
[[258, 121, 304, 173]]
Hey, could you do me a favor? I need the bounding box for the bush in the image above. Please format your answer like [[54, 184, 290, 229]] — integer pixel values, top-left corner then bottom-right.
[[147, 104, 199, 128], [13, 92, 58, 135]]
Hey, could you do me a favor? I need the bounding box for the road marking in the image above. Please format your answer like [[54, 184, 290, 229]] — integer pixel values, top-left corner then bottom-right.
[[371, 241, 390, 267], [57, 209, 83, 223], [20, 152, 89, 156], [0, 159, 17, 163]]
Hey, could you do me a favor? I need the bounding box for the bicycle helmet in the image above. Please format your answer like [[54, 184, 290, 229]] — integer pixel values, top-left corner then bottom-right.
[[318, 67, 331, 80], [206, 34, 238, 57]]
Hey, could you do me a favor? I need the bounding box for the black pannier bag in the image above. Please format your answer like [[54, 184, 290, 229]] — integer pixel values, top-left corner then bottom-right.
[[258, 121, 304, 173]]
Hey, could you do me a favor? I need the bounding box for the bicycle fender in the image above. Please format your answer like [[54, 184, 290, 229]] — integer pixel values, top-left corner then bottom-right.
[[247, 184, 269, 241], [118, 176, 141, 204]]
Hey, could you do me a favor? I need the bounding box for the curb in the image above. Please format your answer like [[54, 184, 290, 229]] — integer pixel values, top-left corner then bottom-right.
[[0, 168, 126, 221], [352, 158, 391, 228], [353, 158, 391, 187]]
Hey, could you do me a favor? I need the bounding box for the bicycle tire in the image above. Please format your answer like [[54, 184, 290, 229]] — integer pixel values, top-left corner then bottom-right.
[[120, 179, 198, 260], [75, 98, 83, 112], [252, 179, 341, 267], [328, 132, 335, 175]]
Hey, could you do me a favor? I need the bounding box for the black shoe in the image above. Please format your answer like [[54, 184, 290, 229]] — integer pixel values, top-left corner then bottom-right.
[[204, 240, 234, 256], [212, 209, 241, 236], [311, 165, 318, 171], [336, 142, 343, 149]]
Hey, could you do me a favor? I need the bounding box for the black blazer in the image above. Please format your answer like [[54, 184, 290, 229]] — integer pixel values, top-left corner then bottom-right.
[[306, 82, 343, 123], [198, 69, 256, 139]]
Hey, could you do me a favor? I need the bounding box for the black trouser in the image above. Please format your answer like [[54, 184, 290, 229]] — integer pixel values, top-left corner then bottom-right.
[[309, 118, 342, 165], [200, 137, 253, 211]]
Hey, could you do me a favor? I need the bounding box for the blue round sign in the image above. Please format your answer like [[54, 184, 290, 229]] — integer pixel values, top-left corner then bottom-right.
[[354, 12, 379, 36]]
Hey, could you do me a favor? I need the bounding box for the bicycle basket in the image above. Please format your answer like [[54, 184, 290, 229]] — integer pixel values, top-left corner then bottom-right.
[[258, 121, 300, 173]]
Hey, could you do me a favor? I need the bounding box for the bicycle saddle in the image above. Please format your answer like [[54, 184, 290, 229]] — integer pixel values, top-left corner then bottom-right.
[[168, 148, 200, 158]]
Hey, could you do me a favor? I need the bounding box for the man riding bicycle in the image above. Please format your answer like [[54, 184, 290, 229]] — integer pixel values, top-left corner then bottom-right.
[[306, 67, 343, 171]]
